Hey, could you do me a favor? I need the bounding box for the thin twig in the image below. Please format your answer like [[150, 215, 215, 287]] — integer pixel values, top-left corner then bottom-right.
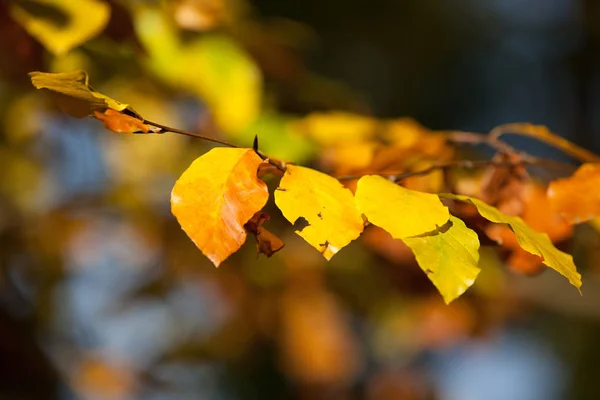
[[336, 157, 576, 182], [443, 131, 520, 156], [489, 123, 600, 163], [143, 119, 239, 148]]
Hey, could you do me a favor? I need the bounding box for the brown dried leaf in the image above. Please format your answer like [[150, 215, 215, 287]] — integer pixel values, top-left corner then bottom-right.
[[244, 212, 284, 257]]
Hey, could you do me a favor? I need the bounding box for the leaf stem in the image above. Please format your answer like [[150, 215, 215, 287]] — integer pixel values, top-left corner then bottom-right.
[[143, 119, 239, 148]]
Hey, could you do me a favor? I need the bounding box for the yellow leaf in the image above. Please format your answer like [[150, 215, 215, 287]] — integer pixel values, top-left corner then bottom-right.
[[294, 112, 379, 146], [355, 175, 450, 238], [11, 0, 110, 55], [171, 148, 268, 266], [403, 217, 480, 304], [29, 70, 136, 118], [133, 8, 261, 133], [548, 163, 600, 224], [275, 165, 364, 260], [441, 194, 582, 292]]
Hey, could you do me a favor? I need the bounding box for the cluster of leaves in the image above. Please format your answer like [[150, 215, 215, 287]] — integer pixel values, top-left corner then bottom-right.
[[30, 70, 596, 304]]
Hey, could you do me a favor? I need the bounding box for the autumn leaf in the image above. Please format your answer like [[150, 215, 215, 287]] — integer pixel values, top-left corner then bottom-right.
[[485, 184, 572, 276], [293, 111, 379, 146], [29, 70, 137, 118], [441, 194, 582, 292], [403, 217, 480, 304], [244, 212, 285, 257], [11, 0, 110, 55], [133, 8, 261, 133], [275, 165, 364, 260], [171, 148, 268, 267], [354, 175, 450, 238], [548, 163, 600, 224], [94, 109, 151, 134], [173, 0, 232, 31]]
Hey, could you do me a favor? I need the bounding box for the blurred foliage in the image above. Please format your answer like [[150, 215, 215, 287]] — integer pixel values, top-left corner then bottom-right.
[[2, 0, 600, 400]]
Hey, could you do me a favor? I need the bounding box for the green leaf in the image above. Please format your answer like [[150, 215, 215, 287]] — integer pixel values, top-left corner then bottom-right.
[[11, 0, 110, 55], [403, 216, 480, 304], [29, 70, 137, 118], [441, 193, 582, 292], [236, 113, 316, 164], [355, 175, 450, 238]]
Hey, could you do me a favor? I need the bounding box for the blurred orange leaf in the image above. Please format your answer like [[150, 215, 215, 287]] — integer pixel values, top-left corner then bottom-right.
[[171, 148, 268, 266], [548, 163, 600, 224], [94, 109, 150, 133], [275, 165, 364, 260]]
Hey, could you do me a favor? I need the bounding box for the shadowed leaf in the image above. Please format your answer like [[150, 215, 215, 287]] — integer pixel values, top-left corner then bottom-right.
[[403, 217, 480, 304], [30, 70, 137, 118], [244, 212, 285, 257]]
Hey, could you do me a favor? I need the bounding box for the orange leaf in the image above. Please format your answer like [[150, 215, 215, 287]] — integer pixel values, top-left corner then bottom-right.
[[548, 163, 600, 224], [171, 148, 268, 266], [94, 109, 150, 133], [244, 212, 285, 257]]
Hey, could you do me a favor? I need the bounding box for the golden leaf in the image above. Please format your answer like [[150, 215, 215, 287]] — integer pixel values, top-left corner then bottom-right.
[[403, 217, 480, 304], [11, 0, 110, 55], [274, 165, 364, 260], [441, 194, 582, 292], [171, 148, 268, 266], [354, 175, 450, 238], [294, 111, 379, 146]]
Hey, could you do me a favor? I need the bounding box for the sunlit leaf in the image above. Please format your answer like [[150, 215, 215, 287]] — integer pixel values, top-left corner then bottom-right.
[[11, 0, 110, 55], [403, 217, 480, 304], [355, 175, 450, 238], [441, 194, 582, 292], [275, 165, 364, 259], [134, 8, 261, 133], [548, 163, 600, 224], [294, 111, 379, 146], [171, 147, 268, 266], [173, 0, 233, 31], [29, 70, 136, 118]]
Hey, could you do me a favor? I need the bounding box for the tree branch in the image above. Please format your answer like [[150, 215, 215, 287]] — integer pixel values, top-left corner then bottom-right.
[[336, 157, 576, 182], [143, 119, 239, 148]]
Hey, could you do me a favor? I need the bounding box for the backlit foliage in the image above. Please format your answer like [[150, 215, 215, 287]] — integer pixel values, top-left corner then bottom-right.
[[18, 0, 595, 307]]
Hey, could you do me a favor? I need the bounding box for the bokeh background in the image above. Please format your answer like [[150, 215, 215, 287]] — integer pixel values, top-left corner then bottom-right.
[[1, 0, 600, 399]]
